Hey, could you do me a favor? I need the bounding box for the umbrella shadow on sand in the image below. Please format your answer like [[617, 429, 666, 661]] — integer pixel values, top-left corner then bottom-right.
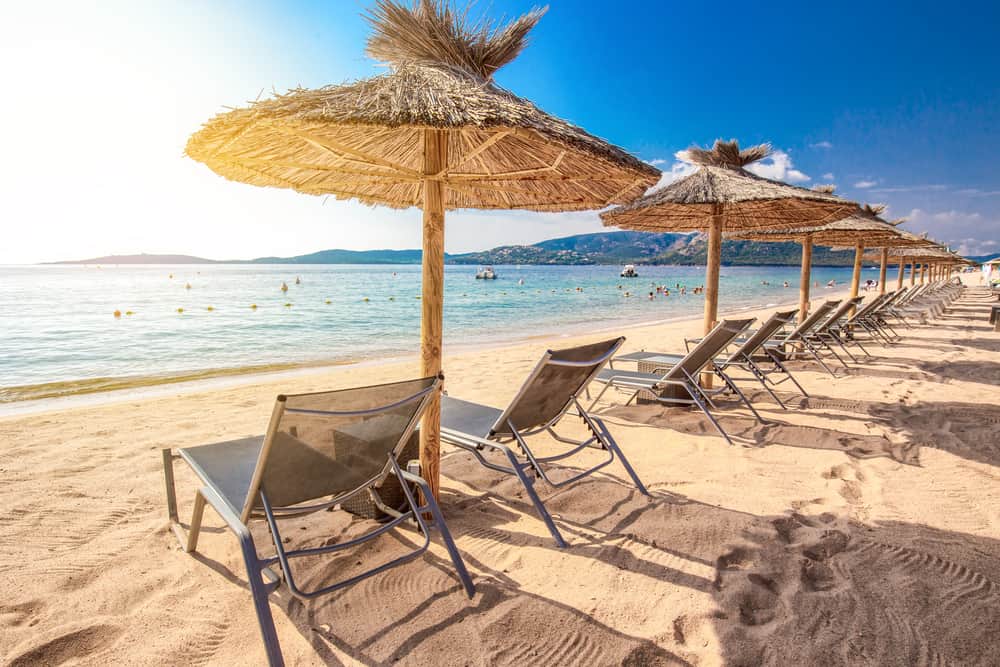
[[600, 400, 917, 464], [604, 389, 1000, 469]]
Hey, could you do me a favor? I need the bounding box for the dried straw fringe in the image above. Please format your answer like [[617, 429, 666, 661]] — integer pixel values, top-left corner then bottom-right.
[[365, 0, 548, 80]]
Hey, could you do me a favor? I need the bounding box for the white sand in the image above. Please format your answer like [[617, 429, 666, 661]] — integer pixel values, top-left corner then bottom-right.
[[2, 280, 998, 665]]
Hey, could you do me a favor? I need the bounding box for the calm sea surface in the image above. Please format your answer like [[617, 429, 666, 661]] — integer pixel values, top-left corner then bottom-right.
[[0, 263, 866, 397]]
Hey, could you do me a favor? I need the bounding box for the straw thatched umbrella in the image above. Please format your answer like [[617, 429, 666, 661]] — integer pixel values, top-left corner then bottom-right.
[[600, 140, 856, 344], [185, 1, 659, 498], [730, 199, 902, 322], [862, 244, 956, 288]]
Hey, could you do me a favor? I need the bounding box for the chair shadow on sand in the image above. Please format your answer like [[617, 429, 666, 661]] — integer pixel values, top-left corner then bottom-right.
[[170, 467, 1000, 666]]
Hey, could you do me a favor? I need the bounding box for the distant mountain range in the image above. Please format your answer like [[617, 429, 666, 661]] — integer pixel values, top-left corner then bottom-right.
[[54, 231, 988, 267]]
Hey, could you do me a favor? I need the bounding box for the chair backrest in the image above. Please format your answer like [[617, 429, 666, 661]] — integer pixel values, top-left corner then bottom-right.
[[782, 300, 840, 341], [881, 287, 907, 308], [847, 293, 888, 323], [240, 376, 440, 522], [660, 318, 755, 382], [490, 337, 625, 436], [723, 309, 796, 365], [817, 296, 864, 331]]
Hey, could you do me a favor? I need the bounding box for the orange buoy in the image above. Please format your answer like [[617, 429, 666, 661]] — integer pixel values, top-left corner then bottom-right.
[[177, 307, 184, 313], [250, 304, 258, 309], [113, 310, 121, 318], [207, 306, 214, 311]]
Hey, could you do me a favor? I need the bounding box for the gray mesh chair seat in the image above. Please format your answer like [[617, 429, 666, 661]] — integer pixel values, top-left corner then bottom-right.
[[588, 318, 759, 446], [439, 337, 648, 548], [162, 376, 474, 667], [178, 436, 264, 518]]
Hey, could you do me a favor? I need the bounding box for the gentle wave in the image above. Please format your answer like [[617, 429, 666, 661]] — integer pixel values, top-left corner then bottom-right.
[[0, 263, 865, 400]]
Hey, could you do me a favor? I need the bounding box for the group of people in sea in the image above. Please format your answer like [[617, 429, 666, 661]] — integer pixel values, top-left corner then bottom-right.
[[635, 282, 704, 300]]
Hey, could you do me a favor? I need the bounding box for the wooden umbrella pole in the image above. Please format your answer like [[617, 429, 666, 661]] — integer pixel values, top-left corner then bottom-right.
[[849, 241, 864, 315], [897, 258, 905, 289], [879, 248, 888, 295], [909, 262, 916, 286], [798, 235, 812, 323], [920, 263, 927, 284], [419, 128, 447, 501], [701, 204, 724, 388]]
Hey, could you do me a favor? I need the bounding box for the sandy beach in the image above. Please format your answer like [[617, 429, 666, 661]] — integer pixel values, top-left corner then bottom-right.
[[2, 280, 999, 666]]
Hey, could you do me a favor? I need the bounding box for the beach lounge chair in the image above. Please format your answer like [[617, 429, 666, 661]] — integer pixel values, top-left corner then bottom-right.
[[588, 318, 758, 447], [162, 377, 474, 667], [439, 337, 648, 548], [612, 309, 808, 410], [773, 299, 843, 375], [840, 292, 897, 346], [804, 296, 868, 367]]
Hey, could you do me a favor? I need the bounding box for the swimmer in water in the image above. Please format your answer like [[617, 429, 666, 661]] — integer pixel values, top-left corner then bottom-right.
[[281, 282, 288, 292], [783, 281, 789, 288], [295, 276, 301, 285]]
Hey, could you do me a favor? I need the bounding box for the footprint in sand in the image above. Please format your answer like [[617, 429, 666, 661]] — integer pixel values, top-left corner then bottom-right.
[[6, 624, 123, 667]]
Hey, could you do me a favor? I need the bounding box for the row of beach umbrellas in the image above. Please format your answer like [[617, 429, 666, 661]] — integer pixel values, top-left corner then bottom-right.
[[184, 0, 971, 497]]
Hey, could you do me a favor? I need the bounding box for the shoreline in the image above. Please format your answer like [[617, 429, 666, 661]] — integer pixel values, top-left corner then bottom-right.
[[0, 285, 854, 417]]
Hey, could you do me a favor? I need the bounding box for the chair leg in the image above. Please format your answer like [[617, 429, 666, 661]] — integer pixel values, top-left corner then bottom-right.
[[717, 369, 766, 424], [395, 462, 475, 598], [186, 490, 207, 553], [591, 416, 649, 496], [802, 339, 838, 376], [685, 383, 734, 446], [744, 358, 786, 409], [501, 449, 568, 548], [237, 530, 286, 667]]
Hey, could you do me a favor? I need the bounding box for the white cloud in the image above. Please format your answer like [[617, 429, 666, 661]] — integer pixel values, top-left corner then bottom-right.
[[854, 180, 878, 189], [956, 188, 1000, 197], [869, 184, 947, 193], [645, 152, 698, 193], [647, 158, 668, 166], [810, 141, 833, 149], [822, 172, 835, 180], [744, 151, 810, 183], [901, 208, 999, 256]]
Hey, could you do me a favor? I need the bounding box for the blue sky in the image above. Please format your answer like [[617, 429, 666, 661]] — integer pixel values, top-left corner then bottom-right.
[[1, 0, 998, 262]]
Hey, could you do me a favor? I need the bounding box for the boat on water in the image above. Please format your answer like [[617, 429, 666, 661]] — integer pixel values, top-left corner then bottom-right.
[[620, 264, 639, 278], [475, 266, 497, 280]]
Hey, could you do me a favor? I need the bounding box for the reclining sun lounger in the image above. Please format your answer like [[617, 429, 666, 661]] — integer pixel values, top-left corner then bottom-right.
[[588, 318, 758, 447], [439, 337, 648, 548], [774, 299, 842, 375], [804, 296, 867, 367], [840, 292, 896, 346], [613, 309, 808, 410], [163, 376, 474, 667]]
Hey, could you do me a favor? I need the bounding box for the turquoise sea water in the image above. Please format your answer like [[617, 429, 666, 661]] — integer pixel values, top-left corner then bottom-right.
[[0, 263, 866, 396]]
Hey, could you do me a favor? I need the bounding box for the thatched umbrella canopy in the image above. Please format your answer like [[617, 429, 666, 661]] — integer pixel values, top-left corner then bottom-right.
[[600, 140, 856, 344], [862, 244, 961, 285], [186, 0, 659, 499], [730, 198, 902, 320]]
